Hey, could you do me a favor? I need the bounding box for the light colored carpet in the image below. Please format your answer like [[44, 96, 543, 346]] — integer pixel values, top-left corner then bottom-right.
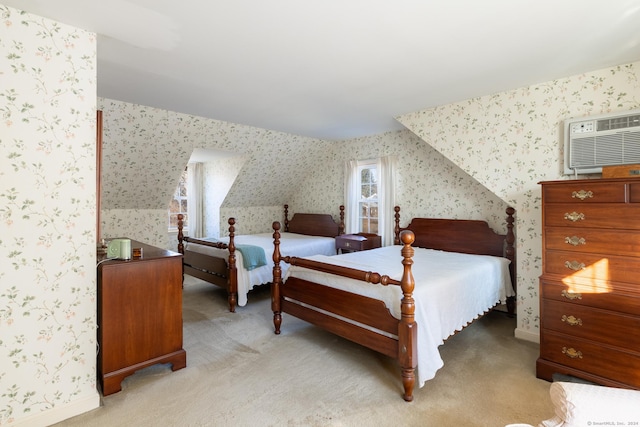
[[55, 275, 554, 427]]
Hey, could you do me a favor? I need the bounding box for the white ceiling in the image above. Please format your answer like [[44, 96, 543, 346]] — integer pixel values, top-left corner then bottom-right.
[[5, 0, 640, 140]]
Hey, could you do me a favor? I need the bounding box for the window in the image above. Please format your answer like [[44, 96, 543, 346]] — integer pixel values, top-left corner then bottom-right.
[[169, 168, 188, 230], [345, 156, 395, 246], [358, 162, 378, 233]]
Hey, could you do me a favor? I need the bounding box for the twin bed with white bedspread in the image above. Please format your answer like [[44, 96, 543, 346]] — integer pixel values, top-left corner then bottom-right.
[[271, 207, 516, 401]]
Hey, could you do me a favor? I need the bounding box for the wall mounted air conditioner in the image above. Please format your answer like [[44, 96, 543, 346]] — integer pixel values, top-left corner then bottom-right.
[[564, 109, 640, 175]]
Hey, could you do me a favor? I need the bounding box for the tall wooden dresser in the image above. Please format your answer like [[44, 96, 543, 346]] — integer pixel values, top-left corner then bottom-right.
[[537, 178, 640, 389]]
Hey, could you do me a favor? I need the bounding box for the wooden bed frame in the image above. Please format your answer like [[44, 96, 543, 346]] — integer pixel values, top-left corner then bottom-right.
[[270, 207, 516, 401], [177, 205, 345, 312]]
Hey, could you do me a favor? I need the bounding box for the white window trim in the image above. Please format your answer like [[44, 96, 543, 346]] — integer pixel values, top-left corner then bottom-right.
[[356, 160, 379, 234], [344, 156, 396, 246]]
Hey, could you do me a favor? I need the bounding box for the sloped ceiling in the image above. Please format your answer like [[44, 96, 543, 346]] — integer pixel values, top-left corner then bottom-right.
[[4, 1, 640, 140]]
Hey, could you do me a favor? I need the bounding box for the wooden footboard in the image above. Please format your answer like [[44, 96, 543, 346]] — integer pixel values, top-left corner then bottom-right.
[[178, 215, 239, 312], [271, 222, 418, 401], [177, 204, 346, 312]]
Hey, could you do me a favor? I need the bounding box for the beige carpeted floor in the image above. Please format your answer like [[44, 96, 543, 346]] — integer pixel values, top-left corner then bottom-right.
[[55, 275, 554, 427]]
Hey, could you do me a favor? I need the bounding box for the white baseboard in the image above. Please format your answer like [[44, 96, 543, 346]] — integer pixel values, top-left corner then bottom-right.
[[515, 327, 540, 344], [12, 391, 100, 427]]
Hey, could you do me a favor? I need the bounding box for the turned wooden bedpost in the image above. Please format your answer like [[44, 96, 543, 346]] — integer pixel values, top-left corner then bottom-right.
[[177, 214, 185, 285], [504, 207, 516, 317], [228, 217, 238, 313], [283, 204, 290, 232], [338, 205, 345, 235], [272, 221, 282, 334], [398, 229, 417, 402], [393, 206, 401, 245], [177, 214, 185, 254]]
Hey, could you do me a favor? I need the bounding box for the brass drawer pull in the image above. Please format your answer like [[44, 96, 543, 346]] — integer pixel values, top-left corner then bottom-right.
[[564, 212, 585, 222], [561, 290, 583, 300], [571, 190, 594, 200], [564, 236, 586, 246], [562, 347, 583, 359], [564, 260, 585, 271], [561, 314, 583, 326]]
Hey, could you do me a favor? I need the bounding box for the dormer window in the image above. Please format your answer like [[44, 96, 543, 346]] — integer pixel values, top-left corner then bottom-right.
[[357, 160, 378, 234], [169, 168, 188, 231]]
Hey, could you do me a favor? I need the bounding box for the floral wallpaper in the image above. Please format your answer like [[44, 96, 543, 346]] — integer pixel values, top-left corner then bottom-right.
[[99, 101, 192, 210], [0, 5, 99, 425], [101, 209, 168, 249], [99, 97, 509, 248], [220, 205, 288, 236], [397, 62, 640, 339], [290, 129, 510, 232], [99, 95, 350, 244], [97, 98, 336, 249]]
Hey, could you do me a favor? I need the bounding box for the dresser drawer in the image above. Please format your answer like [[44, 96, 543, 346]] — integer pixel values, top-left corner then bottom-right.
[[541, 298, 640, 349], [545, 226, 640, 257], [540, 279, 640, 316], [630, 182, 640, 203], [542, 181, 627, 203], [540, 330, 640, 386], [545, 249, 640, 285], [544, 204, 640, 230]]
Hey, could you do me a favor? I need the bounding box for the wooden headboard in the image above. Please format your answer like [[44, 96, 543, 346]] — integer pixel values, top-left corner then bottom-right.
[[394, 206, 516, 303], [284, 205, 345, 237], [405, 217, 505, 257], [395, 207, 514, 257]]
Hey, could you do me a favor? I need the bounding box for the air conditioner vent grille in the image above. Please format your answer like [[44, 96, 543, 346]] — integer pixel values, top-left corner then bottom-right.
[[565, 109, 640, 175], [597, 114, 640, 131], [570, 133, 640, 169]]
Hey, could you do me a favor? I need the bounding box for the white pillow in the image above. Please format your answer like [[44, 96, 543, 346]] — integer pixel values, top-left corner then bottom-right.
[[539, 381, 640, 427]]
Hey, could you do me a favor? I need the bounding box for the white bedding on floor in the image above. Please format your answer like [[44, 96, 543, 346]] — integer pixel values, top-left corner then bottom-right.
[[282, 245, 514, 388], [186, 232, 336, 306]]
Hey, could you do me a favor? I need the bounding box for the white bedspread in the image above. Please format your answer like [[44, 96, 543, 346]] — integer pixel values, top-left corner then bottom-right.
[[282, 245, 514, 388], [186, 232, 336, 306]]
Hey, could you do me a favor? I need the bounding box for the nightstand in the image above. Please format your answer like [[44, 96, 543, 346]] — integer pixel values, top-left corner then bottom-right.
[[335, 233, 382, 253]]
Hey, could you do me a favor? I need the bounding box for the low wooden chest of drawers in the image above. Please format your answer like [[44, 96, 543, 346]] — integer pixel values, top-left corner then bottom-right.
[[97, 240, 186, 395], [537, 178, 640, 389], [336, 233, 382, 253]]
